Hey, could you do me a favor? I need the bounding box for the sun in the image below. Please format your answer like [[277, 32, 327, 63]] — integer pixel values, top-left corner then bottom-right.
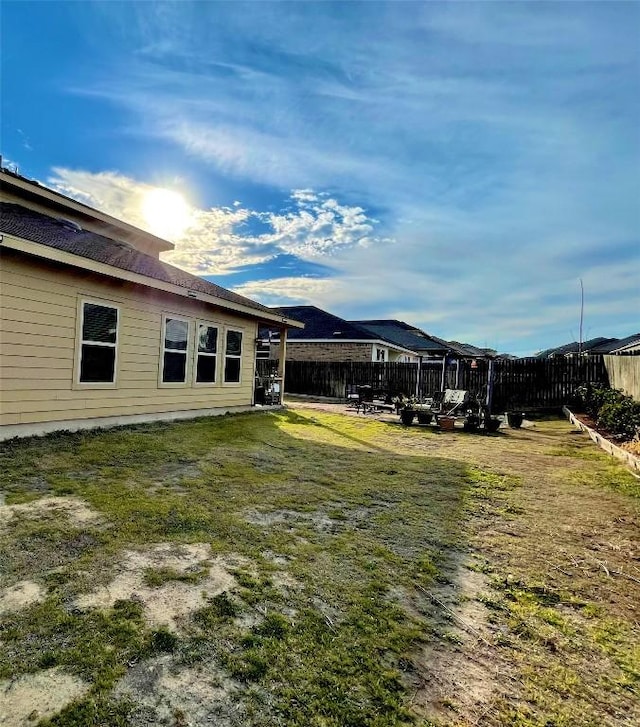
[[141, 188, 191, 240]]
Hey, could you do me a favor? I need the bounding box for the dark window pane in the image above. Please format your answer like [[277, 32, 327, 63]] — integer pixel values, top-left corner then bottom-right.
[[80, 344, 115, 382], [198, 325, 218, 353], [196, 355, 216, 383], [226, 330, 242, 355], [83, 304, 117, 343], [163, 351, 187, 382], [165, 319, 188, 350], [224, 356, 241, 383]]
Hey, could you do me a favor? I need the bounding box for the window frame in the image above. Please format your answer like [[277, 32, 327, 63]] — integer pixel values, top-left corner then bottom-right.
[[223, 327, 244, 386], [193, 320, 220, 387], [159, 314, 191, 386], [74, 298, 120, 389]]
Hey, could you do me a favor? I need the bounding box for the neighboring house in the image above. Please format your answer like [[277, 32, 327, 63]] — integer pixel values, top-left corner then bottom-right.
[[535, 336, 639, 358], [589, 334, 640, 354], [354, 321, 497, 361], [261, 306, 419, 363], [351, 319, 452, 360], [0, 167, 302, 440]]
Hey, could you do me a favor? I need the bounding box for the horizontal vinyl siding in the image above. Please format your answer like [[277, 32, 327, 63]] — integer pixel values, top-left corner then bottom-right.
[[1, 251, 258, 426]]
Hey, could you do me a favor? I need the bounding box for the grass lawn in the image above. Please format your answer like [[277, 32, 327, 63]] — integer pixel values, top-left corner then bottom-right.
[[0, 406, 638, 726]]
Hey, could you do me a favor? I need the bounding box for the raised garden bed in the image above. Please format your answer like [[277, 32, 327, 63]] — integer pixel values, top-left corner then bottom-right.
[[563, 406, 640, 475]]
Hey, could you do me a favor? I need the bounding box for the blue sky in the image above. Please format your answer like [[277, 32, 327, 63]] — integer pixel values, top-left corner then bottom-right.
[[2, 1, 639, 355]]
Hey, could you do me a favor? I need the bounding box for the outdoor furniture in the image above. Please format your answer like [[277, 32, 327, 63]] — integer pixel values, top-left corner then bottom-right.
[[264, 379, 282, 405], [346, 384, 395, 414]]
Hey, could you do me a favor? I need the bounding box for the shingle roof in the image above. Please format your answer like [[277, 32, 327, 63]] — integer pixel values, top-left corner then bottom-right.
[[535, 337, 614, 358], [0, 202, 273, 317], [274, 306, 380, 341], [589, 333, 640, 354], [351, 319, 451, 355], [446, 340, 488, 357]]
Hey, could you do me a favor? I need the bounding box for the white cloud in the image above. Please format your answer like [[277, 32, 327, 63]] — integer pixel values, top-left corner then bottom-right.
[[46, 168, 388, 275], [41, 2, 639, 353]]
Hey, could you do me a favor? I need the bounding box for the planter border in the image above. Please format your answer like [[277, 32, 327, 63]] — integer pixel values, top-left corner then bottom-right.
[[563, 406, 640, 476]]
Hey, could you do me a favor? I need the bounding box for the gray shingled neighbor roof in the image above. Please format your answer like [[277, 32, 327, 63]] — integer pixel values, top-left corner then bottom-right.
[[274, 306, 381, 341], [535, 337, 615, 358], [0, 202, 274, 316], [351, 320, 451, 355], [589, 333, 640, 354]]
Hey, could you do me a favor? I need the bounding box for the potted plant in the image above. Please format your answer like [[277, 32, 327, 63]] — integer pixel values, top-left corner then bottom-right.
[[438, 415, 457, 430], [417, 410, 433, 425], [507, 411, 524, 429], [463, 412, 480, 432], [484, 417, 501, 433], [395, 395, 416, 426]]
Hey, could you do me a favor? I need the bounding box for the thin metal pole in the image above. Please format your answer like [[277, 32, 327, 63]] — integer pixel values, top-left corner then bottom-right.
[[441, 355, 447, 392], [579, 278, 584, 355]]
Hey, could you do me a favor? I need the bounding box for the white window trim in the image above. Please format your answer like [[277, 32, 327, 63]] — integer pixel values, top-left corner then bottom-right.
[[223, 327, 244, 386], [159, 314, 191, 386], [74, 297, 120, 389], [193, 320, 220, 387]]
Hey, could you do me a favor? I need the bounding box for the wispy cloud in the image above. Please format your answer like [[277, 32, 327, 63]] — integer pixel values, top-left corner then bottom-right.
[[17, 0, 637, 354]]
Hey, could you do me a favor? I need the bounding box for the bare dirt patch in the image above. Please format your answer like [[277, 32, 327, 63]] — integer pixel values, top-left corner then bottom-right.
[[114, 655, 246, 727], [0, 496, 102, 532], [75, 543, 237, 631], [407, 562, 502, 724], [0, 667, 90, 726], [243, 507, 338, 533], [0, 580, 44, 616]]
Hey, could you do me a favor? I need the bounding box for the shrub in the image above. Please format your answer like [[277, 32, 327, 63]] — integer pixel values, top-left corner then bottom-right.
[[597, 397, 640, 441], [574, 384, 640, 441], [575, 384, 624, 418]]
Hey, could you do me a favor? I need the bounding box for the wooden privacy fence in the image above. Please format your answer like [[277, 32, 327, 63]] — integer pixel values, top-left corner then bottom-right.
[[283, 361, 417, 399], [604, 354, 640, 401], [489, 356, 609, 411], [277, 356, 611, 410]]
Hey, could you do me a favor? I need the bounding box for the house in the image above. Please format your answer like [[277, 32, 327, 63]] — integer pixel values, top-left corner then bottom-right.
[[350, 319, 452, 360], [260, 306, 419, 363], [0, 167, 302, 440], [353, 321, 498, 361], [589, 334, 640, 354], [535, 335, 639, 358]]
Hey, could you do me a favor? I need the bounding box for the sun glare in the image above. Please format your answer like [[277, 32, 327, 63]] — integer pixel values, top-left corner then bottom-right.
[[141, 188, 191, 240]]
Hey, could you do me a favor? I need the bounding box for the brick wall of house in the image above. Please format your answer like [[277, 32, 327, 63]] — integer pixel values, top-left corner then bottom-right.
[[274, 342, 374, 362]]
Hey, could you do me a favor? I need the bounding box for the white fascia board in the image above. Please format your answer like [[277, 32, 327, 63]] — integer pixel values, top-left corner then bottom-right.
[[0, 233, 303, 328]]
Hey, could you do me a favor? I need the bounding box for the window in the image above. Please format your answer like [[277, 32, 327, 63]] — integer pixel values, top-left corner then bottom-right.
[[224, 329, 243, 383], [196, 323, 218, 384], [79, 301, 118, 383], [376, 348, 386, 362], [162, 317, 189, 383]]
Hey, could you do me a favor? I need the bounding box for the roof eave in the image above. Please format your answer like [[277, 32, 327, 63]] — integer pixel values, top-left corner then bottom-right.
[[0, 170, 174, 253], [1, 232, 303, 328]]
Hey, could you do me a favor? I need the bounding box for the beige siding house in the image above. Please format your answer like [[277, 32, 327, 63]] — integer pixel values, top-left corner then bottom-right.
[[0, 169, 302, 440]]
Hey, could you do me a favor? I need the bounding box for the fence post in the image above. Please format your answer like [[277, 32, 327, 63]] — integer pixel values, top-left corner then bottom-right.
[[486, 359, 495, 413]]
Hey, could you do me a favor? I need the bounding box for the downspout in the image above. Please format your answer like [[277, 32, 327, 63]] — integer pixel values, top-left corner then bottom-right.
[[440, 354, 447, 392]]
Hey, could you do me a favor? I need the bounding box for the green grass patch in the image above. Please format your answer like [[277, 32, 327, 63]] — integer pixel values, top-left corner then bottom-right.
[[1, 409, 638, 726]]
